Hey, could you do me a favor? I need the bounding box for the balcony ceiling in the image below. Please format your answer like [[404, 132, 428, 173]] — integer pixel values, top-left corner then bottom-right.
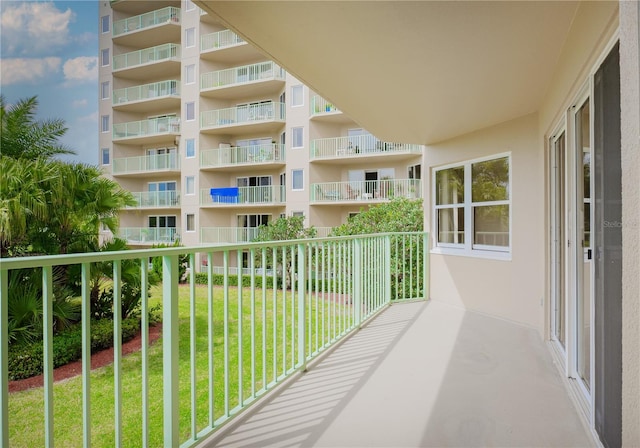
[[194, 1, 580, 144]]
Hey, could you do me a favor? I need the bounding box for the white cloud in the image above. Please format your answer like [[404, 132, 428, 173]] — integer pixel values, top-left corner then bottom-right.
[[1, 2, 74, 56], [72, 99, 88, 108], [63, 57, 98, 83], [78, 111, 98, 123], [1, 57, 61, 86]]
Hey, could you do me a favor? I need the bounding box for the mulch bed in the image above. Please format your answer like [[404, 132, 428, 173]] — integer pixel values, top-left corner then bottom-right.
[[9, 324, 163, 393]]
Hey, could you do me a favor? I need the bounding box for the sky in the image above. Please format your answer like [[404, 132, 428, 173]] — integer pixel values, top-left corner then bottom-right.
[[1, 0, 99, 165]]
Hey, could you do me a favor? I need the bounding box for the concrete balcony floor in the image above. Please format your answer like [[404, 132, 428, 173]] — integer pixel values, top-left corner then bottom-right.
[[203, 301, 595, 447]]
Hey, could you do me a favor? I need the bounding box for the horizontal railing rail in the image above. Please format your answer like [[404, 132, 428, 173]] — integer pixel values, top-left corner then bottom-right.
[[200, 144, 285, 167], [113, 116, 180, 140], [201, 29, 245, 52], [311, 135, 423, 159], [201, 61, 285, 91], [311, 179, 422, 202], [200, 185, 286, 205], [310, 96, 339, 115], [112, 153, 180, 174], [113, 43, 180, 71], [118, 227, 181, 244], [113, 80, 180, 105], [127, 191, 180, 208], [112, 6, 180, 36], [0, 232, 428, 447], [201, 102, 286, 129]]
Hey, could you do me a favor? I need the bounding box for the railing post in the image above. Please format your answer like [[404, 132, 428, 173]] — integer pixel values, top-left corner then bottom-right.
[[385, 235, 392, 304], [423, 232, 430, 300], [43, 266, 54, 447], [163, 255, 179, 447], [354, 239, 362, 328], [0, 269, 8, 448], [297, 243, 306, 371]]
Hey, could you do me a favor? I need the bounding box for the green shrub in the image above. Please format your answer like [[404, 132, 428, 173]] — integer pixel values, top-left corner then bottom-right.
[[193, 272, 277, 289]]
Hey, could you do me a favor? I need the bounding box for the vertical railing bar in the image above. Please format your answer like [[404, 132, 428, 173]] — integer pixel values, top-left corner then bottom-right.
[[162, 255, 179, 447], [113, 260, 123, 447], [354, 239, 362, 327], [290, 246, 295, 371], [189, 253, 197, 440], [314, 244, 319, 353], [236, 251, 243, 407], [307, 244, 312, 358], [402, 236, 407, 300], [409, 235, 414, 299], [394, 236, 399, 301], [250, 248, 256, 399], [140, 259, 149, 448], [261, 249, 267, 390], [81, 263, 91, 448], [321, 244, 325, 348], [385, 237, 392, 305], [0, 269, 8, 448], [42, 266, 54, 447], [424, 232, 430, 300], [223, 251, 230, 417], [272, 249, 277, 381], [282, 247, 287, 375], [337, 241, 342, 336], [332, 242, 337, 341], [297, 243, 306, 371], [207, 252, 215, 427]]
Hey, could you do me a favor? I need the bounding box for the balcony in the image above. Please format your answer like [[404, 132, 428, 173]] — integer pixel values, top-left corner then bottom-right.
[[200, 61, 286, 99], [117, 227, 180, 244], [200, 226, 335, 244], [110, 0, 179, 15], [112, 116, 180, 145], [112, 43, 180, 80], [126, 191, 180, 209], [309, 96, 352, 123], [200, 144, 285, 171], [200, 29, 263, 63], [112, 7, 180, 47], [200, 102, 286, 135], [112, 80, 180, 113], [112, 153, 180, 177], [311, 179, 421, 204], [200, 185, 286, 207], [311, 135, 423, 164]]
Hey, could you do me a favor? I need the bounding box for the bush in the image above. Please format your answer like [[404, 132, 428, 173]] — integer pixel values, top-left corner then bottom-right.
[[194, 272, 275, 289]]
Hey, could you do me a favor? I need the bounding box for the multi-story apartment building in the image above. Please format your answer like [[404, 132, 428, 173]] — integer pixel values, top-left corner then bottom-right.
[[98, 0, 423, 271]]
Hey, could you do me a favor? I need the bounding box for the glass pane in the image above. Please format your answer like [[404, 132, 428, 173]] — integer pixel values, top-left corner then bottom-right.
[[148, 216, 157, 227], [437, 207, 464, 244], [472, 157, 509, 202], [167, 216, 176, 227], [436, 167, 464, 205], [473, 204, 509, 247]]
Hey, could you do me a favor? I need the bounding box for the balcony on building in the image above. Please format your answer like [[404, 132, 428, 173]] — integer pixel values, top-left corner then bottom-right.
[[311, 179, 421, 204], [309, 96, 352, 123], [200, 143, 286, 172], [200, 226, 334, 244], [117, 227, 180, 245], [200, 186, 286, 208], [200, 29, 264, 63], [200, 61, 286, 99], [112, 43, 181, 80], [200, 102, 286, 135], [112, 6, 181, 48], [112, 80, 180, 113], [126, 190, 180, 209], [110, 0, 180, 16], [311, 134, 423, 164], [112, 116, 180, 145], [112, 152, 180, 177]]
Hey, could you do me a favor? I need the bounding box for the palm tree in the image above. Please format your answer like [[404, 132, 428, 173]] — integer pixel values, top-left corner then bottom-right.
[[0, 95, 75, 160]]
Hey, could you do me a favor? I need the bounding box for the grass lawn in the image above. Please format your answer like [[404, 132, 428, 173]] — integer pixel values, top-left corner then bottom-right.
[[8, 283, 352, 447]]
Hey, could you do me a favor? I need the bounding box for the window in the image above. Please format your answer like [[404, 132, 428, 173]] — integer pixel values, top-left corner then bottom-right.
[[185, 64, 195, 84], [292, 169, 303, 191], [291, 127, 303, 148], [292, 211, 304, 218], [408, 164, 422, 180], [185, 138, 195, 158], [148, 216, 178, 242], [101, 81, 110, 100], [434, 154, 510, 256], [101, 48, 110, 66], [185, 176, 195, 195], [185, 102, 195, 121], [186, 214, 195, 232], [101, 148, 110, 165], [185, 0, 195, 11], [291, 85, 303, 107], [185, 28, 195, 48], [101, 115, 109, 133], [101, 15, 110, 33]]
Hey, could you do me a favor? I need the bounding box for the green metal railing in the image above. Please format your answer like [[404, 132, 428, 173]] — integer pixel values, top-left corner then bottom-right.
[[118, 227, 181, 244], [310, 96, 339, 115], [112, 153, 180, 175], [311, 135, 423, 159], [113, 43, 180, 71], [201, 29, 245, 52], [200, 226, 334, 244], [200, 144, 285, 167], [201, 61, 285, 91], [0, 232, 428, 447], [200, 185, 286, 205], [113, 116, 180, 141], [312, 179, 422, 202], [113, 80, 180, 105], [127, 191, 180, 208], [112, 6, 180, 36], [200, 102, 286, 129]]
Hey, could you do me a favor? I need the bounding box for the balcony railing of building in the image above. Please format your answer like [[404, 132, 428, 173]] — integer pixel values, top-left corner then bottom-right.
[[112, 153, 180, 175], [118, 227, 181, 244], [113, 43, 180, 71], [201, 29, 245, 52], [200, 144, 285, 168], [127, 191, 180, 208], [201, 61, 285, 91], [112, 80, 180, 106], [113, 117, 180, 141], [200, 185, 286, 206], [1, 232, 428, 447], [311, 135, 423, 160], [310, 96, 340, 116], [200, 102, 286, 130], [112, 6, 180, 36], [200, 226, 335, 244], [312, 179, 422, 202]]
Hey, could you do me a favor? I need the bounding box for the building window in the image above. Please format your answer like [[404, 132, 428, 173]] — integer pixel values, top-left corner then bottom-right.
[[185, 176, 195, 195], [185, 102, 195, 121], [101, 148, 110, 165], [186, 214, 195, 232], [101, 48, 110, 66], [185, 28, 195, 48], [292, 211, 304, 218], [291, 127, 303, 148], [292, 169, 303, 191], [185, 138, 195, 158], [291, 85, 303, 107], [408, 164, 422, 180], [434, 154, 510, 256], [185, 0, 196, 11], [101, 15, 110, 33], [185, 64, 195, 84], [101, 115, 109, 133], [101, 81, 110, 100]]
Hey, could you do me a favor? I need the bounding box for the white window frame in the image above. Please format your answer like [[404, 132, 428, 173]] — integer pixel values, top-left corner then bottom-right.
[[185, 64, 195, 85], [186, 214, 195, 232], [185, 176, 195, 195], [101, 81, 110, 100], [101, 15, 110, 34], [185, 27, 195, 48], [291, 85, 303, 107], [101, 48, 110, 67], [432, 152, 512, 260], [185, 102, 195, 121], [185, 0, 196, 11], [291, 127, 303, 149], [185, 138, 195, 158], [101, 148, 110, 165], [292, 169, 304, 191], [101, 115, 110, 133]]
